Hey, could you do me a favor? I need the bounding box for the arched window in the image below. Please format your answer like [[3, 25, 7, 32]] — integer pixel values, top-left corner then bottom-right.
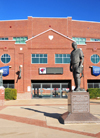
[[91, 54, 99, 64], [1, 54, 11, 64]]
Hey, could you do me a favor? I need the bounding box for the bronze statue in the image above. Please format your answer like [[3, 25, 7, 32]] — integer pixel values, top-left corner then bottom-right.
[[70, 42, 84, 91]]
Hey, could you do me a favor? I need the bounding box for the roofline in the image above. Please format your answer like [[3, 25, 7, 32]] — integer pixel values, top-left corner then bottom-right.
[[0, 16, 100, 23], [32, 17, 69, 19], [26, 28, 74, 42], [72, 19, 100, 23], [0, 19, 27, 22], [0, 16, 71, 22]]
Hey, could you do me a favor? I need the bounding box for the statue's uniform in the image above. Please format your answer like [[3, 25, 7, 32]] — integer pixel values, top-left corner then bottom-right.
[[70, 49, 84, 74]]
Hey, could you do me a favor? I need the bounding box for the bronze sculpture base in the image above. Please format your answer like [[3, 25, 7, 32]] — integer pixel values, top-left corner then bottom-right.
[[59, 92, 100, 124]]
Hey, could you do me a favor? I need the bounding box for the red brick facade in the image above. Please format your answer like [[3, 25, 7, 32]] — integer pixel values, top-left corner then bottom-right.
[[0, 16, 100, 99]]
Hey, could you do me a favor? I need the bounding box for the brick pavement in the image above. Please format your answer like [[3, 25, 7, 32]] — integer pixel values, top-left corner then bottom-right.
[[0, 99, 100, 138]]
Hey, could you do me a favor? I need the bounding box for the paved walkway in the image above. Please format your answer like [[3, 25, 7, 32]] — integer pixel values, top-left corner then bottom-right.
[[0, 99, 100, 138]]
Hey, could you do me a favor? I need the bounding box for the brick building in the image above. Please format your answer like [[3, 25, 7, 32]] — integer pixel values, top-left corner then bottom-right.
[[0, 16, 100, 99]]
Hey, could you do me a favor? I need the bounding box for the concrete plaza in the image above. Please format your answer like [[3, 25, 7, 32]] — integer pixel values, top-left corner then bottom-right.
[[0, 99, 100, 138]]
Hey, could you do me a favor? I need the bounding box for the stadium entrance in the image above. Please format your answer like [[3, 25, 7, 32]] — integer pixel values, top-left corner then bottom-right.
[[31, 80, 71, 98]]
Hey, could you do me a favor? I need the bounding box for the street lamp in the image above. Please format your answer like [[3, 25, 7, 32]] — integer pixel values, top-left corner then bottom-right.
[[0, 70, 3, 86]]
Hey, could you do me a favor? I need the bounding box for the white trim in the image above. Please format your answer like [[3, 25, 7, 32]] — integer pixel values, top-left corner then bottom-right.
[[26, 28, 75, 42]]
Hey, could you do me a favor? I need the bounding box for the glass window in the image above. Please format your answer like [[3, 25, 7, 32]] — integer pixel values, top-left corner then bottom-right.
[[63, 54, 66, 57], [21, 37, 23, 41], [91, 54, 100, 64], [72, 37, 86, 44], [40, 58, 47, 63], [88, 80, 100, 88], [13, 37, 28, 44], [94, 84, 99, 88], [55, 54, 70, 64], [31, 54, 47, 64], [3, 80, 14, 88], [32, 58, 39, 63], [40, 54, 43, 57], [36, 54, 39, 57], [44, 54, 47, 57], [55, 58, 62, 63], [88, 83, 93, 88], [0, 37, 8, 40], [32, 54, 35, 57], [1, 54, 11, 64], [90, 38, 100, 41], [13, 37, 16, 41]]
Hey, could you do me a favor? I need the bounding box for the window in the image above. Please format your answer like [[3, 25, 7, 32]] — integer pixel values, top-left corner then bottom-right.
[[91, 54, 99, 64], [90, 38, 100, 41], [13, 37, 28, 44], [72, 37, 86, 44], [0, 37, 8, 40], [55, 54, 70, 64], [88, 80, 100, 88], [3, 80, 14, 88], [31, 54, 47, 64], [1, 54, 11, 64]]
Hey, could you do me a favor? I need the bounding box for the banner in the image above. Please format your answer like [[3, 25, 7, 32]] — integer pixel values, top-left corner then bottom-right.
[[92, 66, 100, 76], [0, 66, 9, 76]]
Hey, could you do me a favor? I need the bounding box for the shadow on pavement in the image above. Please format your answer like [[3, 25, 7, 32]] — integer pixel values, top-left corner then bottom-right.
[[21, 107, 62, 123]]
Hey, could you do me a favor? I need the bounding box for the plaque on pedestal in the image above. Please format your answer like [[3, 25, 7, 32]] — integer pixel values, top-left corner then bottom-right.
[[59, 92, 100, 124], [68, 92, 89, 113]]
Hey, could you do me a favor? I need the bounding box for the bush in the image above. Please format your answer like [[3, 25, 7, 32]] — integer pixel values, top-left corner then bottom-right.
[[87, 88, 100, 99], [5, 88, 17, 100]]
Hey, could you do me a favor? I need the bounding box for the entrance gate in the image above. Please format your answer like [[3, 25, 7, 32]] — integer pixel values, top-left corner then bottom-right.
[[31, 80, 71, 98]]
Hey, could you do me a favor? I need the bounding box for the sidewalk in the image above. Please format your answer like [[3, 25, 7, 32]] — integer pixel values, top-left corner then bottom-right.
[[4, 98, 100, 106], [0, 99, 100, 138]]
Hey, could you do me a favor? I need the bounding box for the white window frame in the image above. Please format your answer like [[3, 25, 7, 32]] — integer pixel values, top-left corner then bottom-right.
[[31, 54, 48, 64]]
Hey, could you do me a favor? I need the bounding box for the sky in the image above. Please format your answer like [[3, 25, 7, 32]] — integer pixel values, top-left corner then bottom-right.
[[0, 0, 100, 22]]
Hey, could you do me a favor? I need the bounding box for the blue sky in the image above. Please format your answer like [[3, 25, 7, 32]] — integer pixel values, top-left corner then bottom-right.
[[0, 0, 100, 22]]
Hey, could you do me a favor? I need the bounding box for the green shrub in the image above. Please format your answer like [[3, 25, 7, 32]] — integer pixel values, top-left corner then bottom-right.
[[5, 88, 17, 100], [87, 88, 100, 99]]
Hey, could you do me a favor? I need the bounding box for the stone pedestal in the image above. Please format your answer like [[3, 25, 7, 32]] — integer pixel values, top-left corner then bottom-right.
[[68, 92, 89, 113], [59, 92, 100, 124], [0, 86, 5, 106]]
